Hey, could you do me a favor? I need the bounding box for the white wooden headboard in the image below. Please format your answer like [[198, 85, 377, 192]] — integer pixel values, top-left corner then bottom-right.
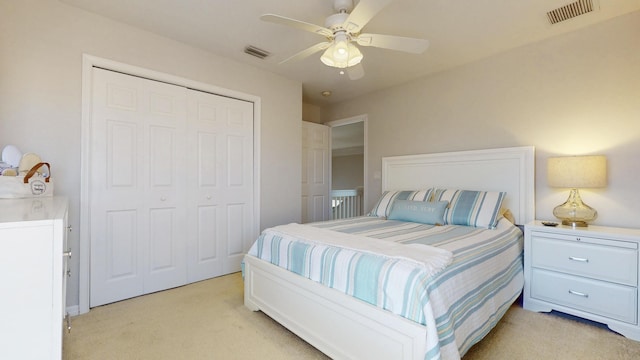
[[382, 146, 535, 225]]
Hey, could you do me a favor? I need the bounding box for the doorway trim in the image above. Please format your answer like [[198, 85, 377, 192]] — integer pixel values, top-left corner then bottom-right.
[[326, 114, 368, 215], [79, 54, 261, 314]]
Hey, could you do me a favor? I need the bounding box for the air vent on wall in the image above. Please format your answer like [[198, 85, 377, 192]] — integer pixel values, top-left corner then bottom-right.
[[547, 0, 595, 25], [244, 45, 270, 59]]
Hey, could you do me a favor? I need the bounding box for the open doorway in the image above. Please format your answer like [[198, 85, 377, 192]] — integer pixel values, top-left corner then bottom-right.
[[328, 115, 367, 220]]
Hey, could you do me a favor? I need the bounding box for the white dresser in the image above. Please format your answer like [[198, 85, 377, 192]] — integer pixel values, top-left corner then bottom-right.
[[524, 221, 640, 340], [0, 197, 70, 360]]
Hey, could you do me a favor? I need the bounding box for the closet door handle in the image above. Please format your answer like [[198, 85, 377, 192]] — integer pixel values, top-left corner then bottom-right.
[[63, 250, 72, 258]]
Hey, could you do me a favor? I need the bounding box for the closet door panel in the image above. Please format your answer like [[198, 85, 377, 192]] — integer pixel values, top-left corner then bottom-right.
[[106, 210, 138, 279], [227, 135, 245, 186], [108, 121, 137, 187], [91, 69, 145, 306], [192, 132, 221, 269], [196, 205, 219, 262], [223, 131, 253, 273], [90, 68, 187, 306], [225, 203, 246, 273], [197, 131, 218, 185], [145, 207, 182, 293], [149, 126, 175, 186], [187, 90, 253, 281], [142, 76, 188, 295], [187, 92, 224, 282], [223, 101, 254, 262]]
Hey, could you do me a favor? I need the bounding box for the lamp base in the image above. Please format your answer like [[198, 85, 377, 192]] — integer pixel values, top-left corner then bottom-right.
[[561, 219, 589, 227], [553, 188, 597, 227]]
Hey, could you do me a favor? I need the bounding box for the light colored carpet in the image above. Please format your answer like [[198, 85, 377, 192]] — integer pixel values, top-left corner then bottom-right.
[[64, 273, 640, 359]]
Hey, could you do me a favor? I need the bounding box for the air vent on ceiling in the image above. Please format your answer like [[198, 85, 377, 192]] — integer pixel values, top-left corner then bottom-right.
[[547, 0, 595, 25], [244, 45, 270, 59]]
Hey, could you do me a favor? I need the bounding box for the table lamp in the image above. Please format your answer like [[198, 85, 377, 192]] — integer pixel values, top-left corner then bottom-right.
[[547, 155, 607, 227]]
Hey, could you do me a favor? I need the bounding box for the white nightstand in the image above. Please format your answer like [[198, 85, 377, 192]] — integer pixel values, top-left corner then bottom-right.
[[524, 221, 640, 340]]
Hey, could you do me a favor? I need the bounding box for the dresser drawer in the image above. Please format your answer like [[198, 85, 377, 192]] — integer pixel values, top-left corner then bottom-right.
[[531, 235, 638, 286], [531, 269, 637, 324]]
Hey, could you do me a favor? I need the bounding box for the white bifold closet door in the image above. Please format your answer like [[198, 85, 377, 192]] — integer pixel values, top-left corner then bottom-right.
[[90, 68, 253, 307]]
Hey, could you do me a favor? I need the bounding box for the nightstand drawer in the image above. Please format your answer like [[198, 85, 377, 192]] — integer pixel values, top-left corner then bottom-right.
[[531, 235, 637, 286], [531, 269, 637, 324]]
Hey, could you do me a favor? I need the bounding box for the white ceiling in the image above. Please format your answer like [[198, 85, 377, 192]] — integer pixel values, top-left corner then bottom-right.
[[60, 0, 640, 105]]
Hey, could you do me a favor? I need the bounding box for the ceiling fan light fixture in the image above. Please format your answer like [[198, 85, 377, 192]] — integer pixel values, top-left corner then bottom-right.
[[262, 0, 429, 78], [347, 44, 363, 66], [333, 33, 349, 59], [320, 41, 363, 68]]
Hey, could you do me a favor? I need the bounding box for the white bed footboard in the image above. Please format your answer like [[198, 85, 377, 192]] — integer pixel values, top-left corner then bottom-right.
[[244, 255, 428, 360]]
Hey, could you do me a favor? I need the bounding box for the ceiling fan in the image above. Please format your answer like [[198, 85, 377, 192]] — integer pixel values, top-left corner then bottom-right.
[[261, 0, 429, 80]]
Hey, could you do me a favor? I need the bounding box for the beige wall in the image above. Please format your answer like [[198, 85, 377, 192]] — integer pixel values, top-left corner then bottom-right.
[[326, 12, 640, 228], [302, 102, 324, 124], [332, 154, 364, 190], [0, 0, 302, 309]]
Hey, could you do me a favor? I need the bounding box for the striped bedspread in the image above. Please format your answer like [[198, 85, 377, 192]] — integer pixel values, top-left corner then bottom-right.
[[246, 217, 524, 360]]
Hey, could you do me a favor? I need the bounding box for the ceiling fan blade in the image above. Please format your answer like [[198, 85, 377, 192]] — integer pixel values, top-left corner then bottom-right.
[[343, 0, 395, 33], [260, 14, 333, 38], [347, 63, 364, 80], [355, 33, 429, 54], [279, 42, 332, 64]]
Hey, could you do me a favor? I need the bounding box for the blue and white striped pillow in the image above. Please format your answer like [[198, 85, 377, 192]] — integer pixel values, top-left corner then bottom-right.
[[433, 189, 506, 229], [368, 189, 434, 218]]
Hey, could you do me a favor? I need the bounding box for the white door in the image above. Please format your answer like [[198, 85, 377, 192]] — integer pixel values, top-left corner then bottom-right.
[[90, 68, 188, 307], [301, 121, 330, 223], [186, 90, 254, 281]]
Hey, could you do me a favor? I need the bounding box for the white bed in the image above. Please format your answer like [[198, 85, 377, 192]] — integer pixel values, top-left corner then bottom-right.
[[244, 146, 535, 360]]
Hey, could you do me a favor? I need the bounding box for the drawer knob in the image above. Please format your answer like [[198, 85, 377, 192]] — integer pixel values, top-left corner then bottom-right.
[[568, 256, 588, 263], [568, 290, 589, 298]]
